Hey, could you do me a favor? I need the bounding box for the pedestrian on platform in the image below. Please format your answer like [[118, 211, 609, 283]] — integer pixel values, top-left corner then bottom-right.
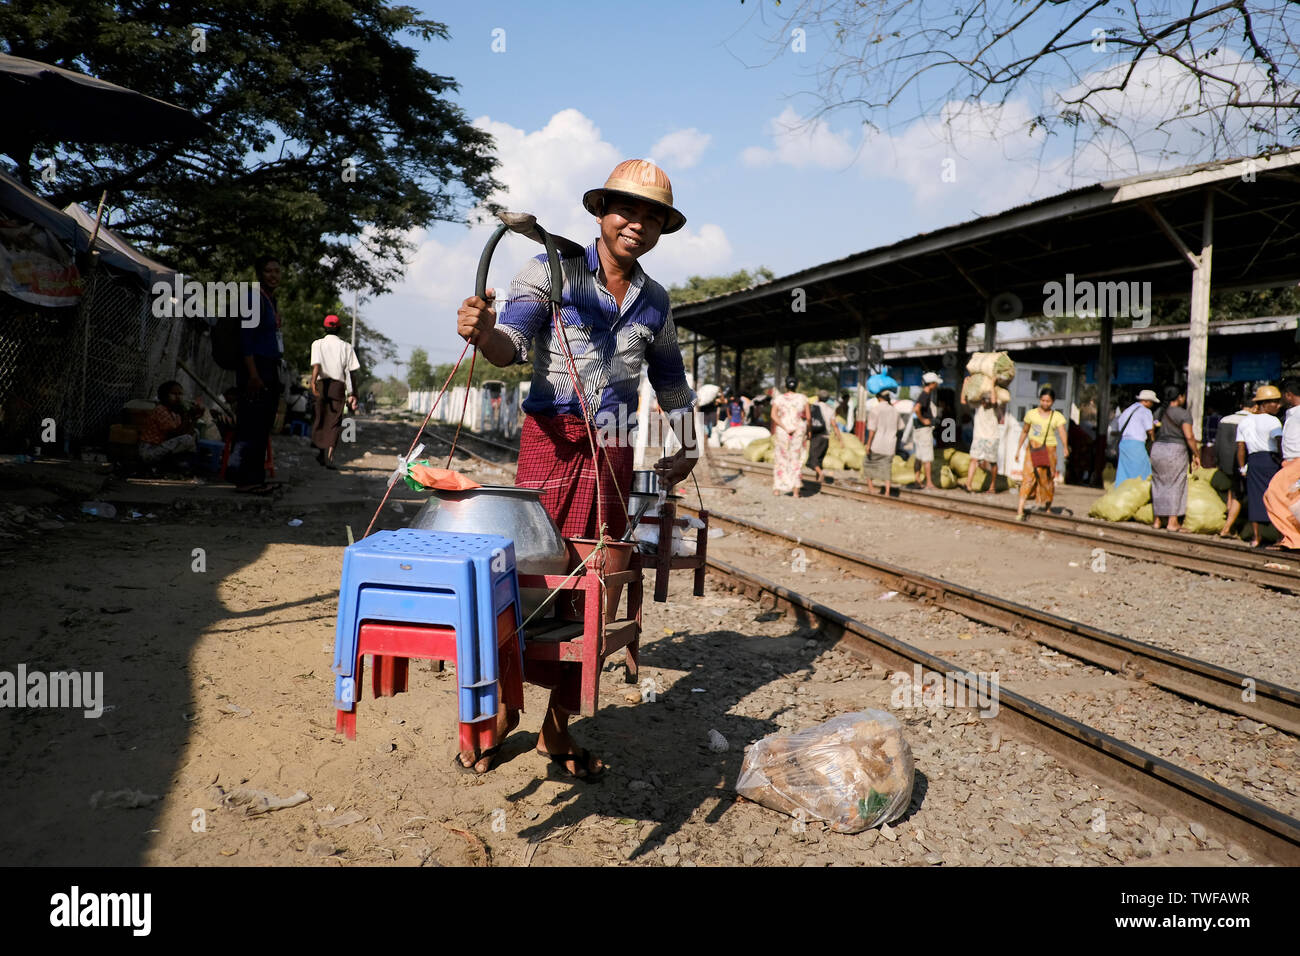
[[1150, 385, 1200, 531], [912, 372, 941, 489], [1237, 385, 1285, 548], [771, 377, 809, 496], [863, 389, 900, 495], [310, 314, 360, 470], [1112, 389, 1158, 486], [1015, 386, 1068, 520], [455, 158, 696, 779], [964, 383, 1005, 493], [1263, 379, 1300, 551], [1215, 398, 1256, 538], [807, 389, 835, 483]]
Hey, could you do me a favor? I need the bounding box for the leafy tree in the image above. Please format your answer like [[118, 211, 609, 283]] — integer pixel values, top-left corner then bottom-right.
[[739, 1, 1299, 164], [1026, 285, 1300, 335], [0, 0, 500, 299], [407, 348, 436, 391], [667, 267, 776, 306]]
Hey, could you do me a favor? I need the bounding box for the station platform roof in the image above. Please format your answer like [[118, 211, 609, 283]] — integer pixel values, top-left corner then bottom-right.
[[673, 150, 1300, 351]]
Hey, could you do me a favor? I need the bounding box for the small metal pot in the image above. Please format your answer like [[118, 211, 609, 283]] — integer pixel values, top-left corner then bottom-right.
[[409, 485, 567, 617], [632, 470, 661, 495]]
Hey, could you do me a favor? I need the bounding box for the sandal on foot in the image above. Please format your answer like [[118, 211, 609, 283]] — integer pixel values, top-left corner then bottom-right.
[[539, 747, 604, 781], [453, 745, 501, 776]]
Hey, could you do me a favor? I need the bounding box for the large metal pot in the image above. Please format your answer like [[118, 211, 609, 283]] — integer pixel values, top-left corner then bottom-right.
[[409, 485, 567, 617]]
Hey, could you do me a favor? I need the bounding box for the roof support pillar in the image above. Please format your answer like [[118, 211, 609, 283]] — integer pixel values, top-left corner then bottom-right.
[[734, 346, 743, 397], [787, 342, 798, 380], [856, 318, 870, 440], [982, 303, 996, 353], [714, 340, 723, 385], [1187, 189, 1214, 441], [956, 323, 970, 381], [1093, 315, 1114, 487], [773, 341, 785, 392]]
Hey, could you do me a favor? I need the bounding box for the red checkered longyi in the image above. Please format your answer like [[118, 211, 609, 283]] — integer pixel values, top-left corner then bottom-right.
[[514, 413, 633, 539]]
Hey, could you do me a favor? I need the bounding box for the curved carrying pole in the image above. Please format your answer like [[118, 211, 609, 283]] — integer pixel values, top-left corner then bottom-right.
[[474, 221, 564, 307]]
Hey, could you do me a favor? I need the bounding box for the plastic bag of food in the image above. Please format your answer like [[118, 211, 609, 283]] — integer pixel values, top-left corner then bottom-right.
[[1193, 466, 1232, 497], [822, 451, 845, 471], [1183, 479, 1227, 533], [735, 711, 914, 833], [867, 372, 900, 395], [839, 431, 866, 453], [1132, 502, 1154, 524], [1088, 478, 1150, 522], [743, 437, 772, 462], [839, 446, 864, 470], [947, 450, 971, 477], [405, 463, 481, 492], [696, 384, 720, 406], [938, 465, 958, 488]]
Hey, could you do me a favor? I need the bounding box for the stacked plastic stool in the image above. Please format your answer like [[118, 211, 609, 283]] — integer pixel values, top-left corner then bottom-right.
[[332, 529, 525, 756]]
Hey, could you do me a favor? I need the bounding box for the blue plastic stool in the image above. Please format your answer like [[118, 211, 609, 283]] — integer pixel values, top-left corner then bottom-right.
[[331, 529, 523, 726]]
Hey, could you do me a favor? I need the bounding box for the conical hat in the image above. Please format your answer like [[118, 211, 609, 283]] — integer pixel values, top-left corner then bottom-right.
[[582, 159, 686, 233]]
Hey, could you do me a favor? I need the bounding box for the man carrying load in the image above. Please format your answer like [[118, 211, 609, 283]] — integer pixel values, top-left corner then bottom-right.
[[454, 159, 698, 778]]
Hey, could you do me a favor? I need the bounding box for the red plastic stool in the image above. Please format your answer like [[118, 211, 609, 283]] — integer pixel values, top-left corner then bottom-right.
[[219, 434, 275, 479], [334, 606, 524, 755]]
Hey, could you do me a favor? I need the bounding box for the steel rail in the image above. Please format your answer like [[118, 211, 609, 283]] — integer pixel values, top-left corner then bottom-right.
[[702, 555, 1300, 865], [715, 457, 1300, 594], [689, 506, 1300, 735]]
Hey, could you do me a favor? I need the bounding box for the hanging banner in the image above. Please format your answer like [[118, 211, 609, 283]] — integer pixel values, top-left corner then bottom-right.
[[0, 221, 82, 306]]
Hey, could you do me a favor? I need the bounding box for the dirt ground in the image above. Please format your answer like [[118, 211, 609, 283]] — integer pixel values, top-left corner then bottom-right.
[[0, 419, 1280, 866]]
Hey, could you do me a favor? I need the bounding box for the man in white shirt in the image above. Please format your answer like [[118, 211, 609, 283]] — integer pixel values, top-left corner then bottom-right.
[[310, 314, 361, 469], [1263, 379, 1300, 550], [1236, 384, 1284, 547]]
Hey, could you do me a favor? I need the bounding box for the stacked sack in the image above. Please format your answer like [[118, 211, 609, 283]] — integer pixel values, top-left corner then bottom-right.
[[961, 351, 1014, 405], [1088, 472, 1229, 534]]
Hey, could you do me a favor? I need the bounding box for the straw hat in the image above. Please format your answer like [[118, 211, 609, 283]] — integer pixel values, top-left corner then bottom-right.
[[1253, 384, 1282, 402], [583, 159, 686, 233]]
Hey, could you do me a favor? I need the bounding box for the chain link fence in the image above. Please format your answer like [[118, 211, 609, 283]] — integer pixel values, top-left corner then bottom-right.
[[0, 261, 231, 453]]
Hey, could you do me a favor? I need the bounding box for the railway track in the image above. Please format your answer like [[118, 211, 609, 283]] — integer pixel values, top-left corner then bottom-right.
[[688, 506, 1300, 734], [696, 552, 1300, 865], [714, 456, 1300, 594]]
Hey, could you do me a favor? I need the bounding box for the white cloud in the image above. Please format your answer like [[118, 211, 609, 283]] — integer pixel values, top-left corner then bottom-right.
[[649, 128, 712, 169], [371, 109, 733, 368], [741, 106, 857, 168]]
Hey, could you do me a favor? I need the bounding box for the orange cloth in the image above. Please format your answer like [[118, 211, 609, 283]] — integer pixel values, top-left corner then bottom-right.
[[137, 403, 184, 446], [407, 464, 481, 491], [1263, 458, 1300, 549]]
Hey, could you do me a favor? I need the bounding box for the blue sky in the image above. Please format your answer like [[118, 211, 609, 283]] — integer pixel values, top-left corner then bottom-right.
[[364, 1, 1265, 377]]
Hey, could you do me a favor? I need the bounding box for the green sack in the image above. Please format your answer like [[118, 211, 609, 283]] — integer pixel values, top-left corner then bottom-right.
[[1088, 478, 1150, 522], [840, 447, 864, 470], [938, 465, 957, 489], [1192, 466, 1232, 496], [743, 437, 772, 462], [968, 469, 1010, 493], [1182, 479, 1227, 533], [839, 432, 865, 454], [1132, 502, 1154, 525], [948, 450, 971, 478], [891, 456, 917, 485], [823, 451, 845, 471]]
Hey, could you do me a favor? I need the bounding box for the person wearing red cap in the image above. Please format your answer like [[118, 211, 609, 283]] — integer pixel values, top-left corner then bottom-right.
[[310, 314, 360, 469], [454, 159, 698, 780]]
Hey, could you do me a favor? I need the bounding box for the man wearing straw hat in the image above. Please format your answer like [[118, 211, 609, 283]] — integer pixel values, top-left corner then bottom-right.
[[455, 159, 698, 778]]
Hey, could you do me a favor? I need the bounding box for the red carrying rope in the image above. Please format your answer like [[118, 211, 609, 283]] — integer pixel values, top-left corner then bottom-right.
[[361, 339, 474, 539]]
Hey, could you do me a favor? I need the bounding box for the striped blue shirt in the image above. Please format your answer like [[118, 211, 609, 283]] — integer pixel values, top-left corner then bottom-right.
[[497, 240, 693, 426]]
